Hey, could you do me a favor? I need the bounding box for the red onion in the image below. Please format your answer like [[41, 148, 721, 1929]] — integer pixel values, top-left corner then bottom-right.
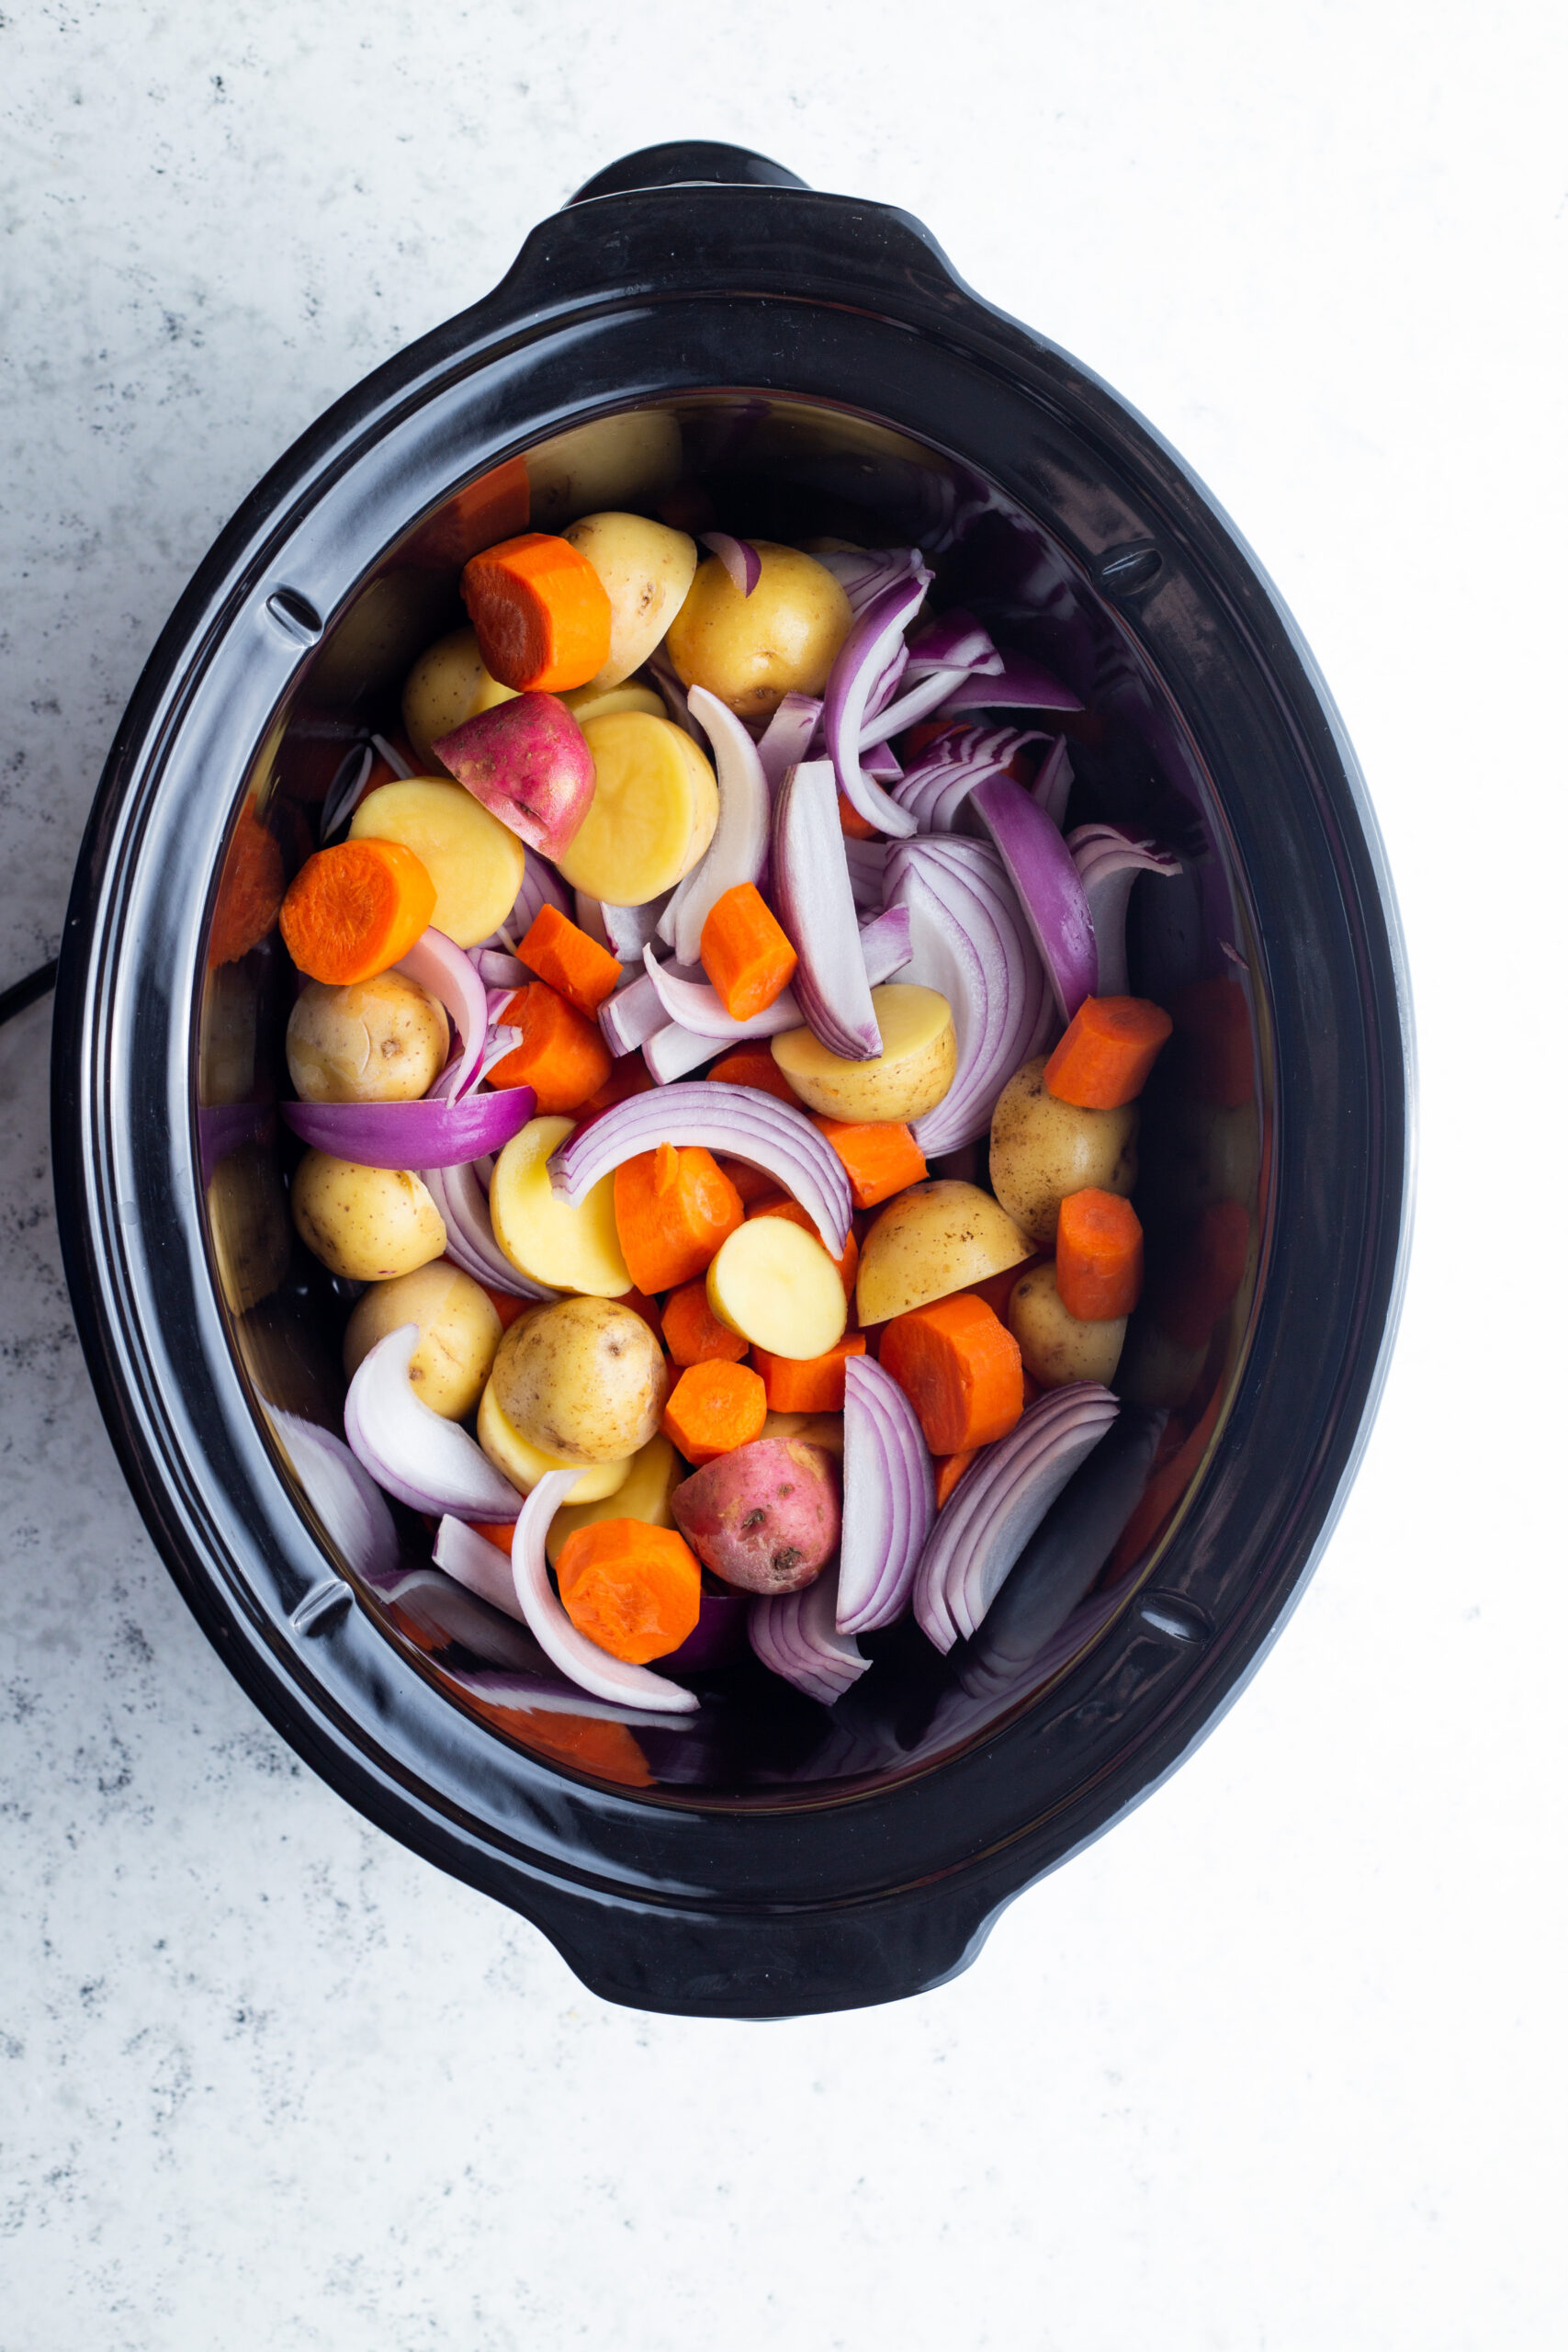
[[968, 775, 1098, 1025], [600, 966, 676, 1056], [892, 725, 1049, 834], [813, 546, 931, 618], [197, 1101, 273, 1187], [862, 739, 902, 782], [643, 947, 802, 1042], [370, 732, 414, 779], [640, 1023, 722, 1085], [750, 1566, 869, 1706], [420, 1159, 556, 1300], [1067, 823, 1182, 995], [853, 902, 911, 981], [267, 1407, 399, 1580], [344, 1325, 523, 1521], [571, 892, 612, 953], [771, 759, 881, 1060], [282, 1082, 535, 1170], [320, 743, 373, 840], [823, 575, 930, 835], [903, 607, 1004, 678], [664, 1589, 751, 1672], [836, 1357, 935, 1634], [844, 838, 887, 910], [1034, 737, 1074, 829], [935, 652, 1083, 718], [396, 927, 489, 1098], [547, 1083, 852, 1252], [510, 1468, 700, 1713], [647, 645, 701, 741], [756, 692, 822, 786], [504, 854, 570, 942], [913, 1384, 1120, 1651], [660, 685, 771, 964], [434, 1512, 524, 1620], [472, 945, 528, 990], [857, 667, 972, 749], [599, 892, 671, 962], [637, 910, 908, 1081], [699, 531, 761, 596]]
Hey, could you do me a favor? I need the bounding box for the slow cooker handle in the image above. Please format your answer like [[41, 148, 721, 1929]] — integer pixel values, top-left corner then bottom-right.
[[566, 141, 810, 204]]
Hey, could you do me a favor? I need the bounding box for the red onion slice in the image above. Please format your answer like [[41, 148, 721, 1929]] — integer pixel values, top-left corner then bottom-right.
[[663, 1589, 751, 1672], [1033, 737, 1074, 829], [643, 946, 802, 1042], [1067, 823, 1182, 994], [862, 739, 902, 782], [601, 966, 676, 1056], [371, 732, 414, 779], [756, 692, 822, 786], [968, 775, 1099, 1025], [660, 685, 772, 964], [320, 743, 373, 841], [844, 837, 887, 910], [396, 927, 489, 1099], [472, 945, 528, 989], [892, 726, 1050, 835], [750, 1566, 869, 1706], [836, 1357, 935, 1634], [502, 854, 571, 947], [640, 1023, 722, 1084], [547, 1083, 852, 1252], [268, 1407, 400, 1580], [813, 546, 931, 617], [596, 892, 671, 962], [771, 759, 882, 1060], [646, 645, 702, 741], [420, 1159, 557, 1300], [823, 575, 930, 835], [510, 1468, 700, 1713], [282, 1082, 536, 1170], [903, 607, 1004, 678], [434, 1512, 525, 1620], [698, 531, 761, 596], [934, 653, 1083, 718], [345, 1324, 524, 1521], [637, 909, 909, 1080]]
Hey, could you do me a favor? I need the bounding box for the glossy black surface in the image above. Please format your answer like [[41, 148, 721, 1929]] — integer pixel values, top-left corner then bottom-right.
[[51, 145, 1411, 2016]]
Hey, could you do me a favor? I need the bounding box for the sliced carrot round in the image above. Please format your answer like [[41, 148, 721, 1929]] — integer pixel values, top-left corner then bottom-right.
[[278, 838, 435, 985]]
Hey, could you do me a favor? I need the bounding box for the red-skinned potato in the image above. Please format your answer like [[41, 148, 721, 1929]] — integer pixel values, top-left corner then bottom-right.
[[671, 1438, 840, 1594], [432, 692, 595, 861]]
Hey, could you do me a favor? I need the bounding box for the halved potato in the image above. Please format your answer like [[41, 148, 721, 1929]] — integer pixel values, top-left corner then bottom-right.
[[350, 777, 525, 947], [561, 513, 698, 689], [344, 1261, 502, 1420], [706, 1218, 847, 1361], [489, 1114, 630, 1295], [556, 712, 718, 905], [401, 625, 517, 771], [545, 1430, 684, 1567], [558, 681, 665, 724], [1008, 1262, 1126, 1391], [989, 1059, 1139, 1246], [855, 1180, 1032, 1327], [771, 984, 955, 1122], [477, 1382, 631, 1504]]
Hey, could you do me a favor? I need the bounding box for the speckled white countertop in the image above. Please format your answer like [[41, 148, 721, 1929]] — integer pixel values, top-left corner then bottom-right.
[[3, 5, 1562, 2346]]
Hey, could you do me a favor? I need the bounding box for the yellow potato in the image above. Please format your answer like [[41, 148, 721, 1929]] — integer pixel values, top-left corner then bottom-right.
[[525, 411, 682, 533], [770, 985, 956, 1122], [760, 1411, 845, 1458], [489, 1114, 630, 1295], [344, 1262, 502, 1419], [989, 1059, 1139, 1246], [207, 1142, 291, 1314], [400, 625, 517, 770], [561, 512, 698, 689], [558, 681, 665, 724], [666, 544, 853, 719], [289, 1152, 446, 1283], [1007, 1262, 1126, 1391], [287, 972, 448, 1104], [545, 1430, 683, 1567], [855, 1181, 1032, 1327], [706, 1218, 847, 1360], [556, 713, 718, 905], [350, 778, 525, 948], [477, 1382, 632, 1505], [489, 1295, 667, 1464]]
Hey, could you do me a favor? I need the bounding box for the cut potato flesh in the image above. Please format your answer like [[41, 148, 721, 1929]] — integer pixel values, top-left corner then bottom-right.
[[561, 513, 699, 691], [760, 1410, 845, 1458], [477, 1382, 631, 1505], [771, 985, 955, 1122], [545, 1431, 682, 1567], [706, 1218, 847, 1361], [400, 625, 517, 771], [557, 713, 718, 905], [350, 777, 525, 948], [558, 681, 665, 724], [855, 1179, 1032, 1327], [489, 1114, 631, 1295]]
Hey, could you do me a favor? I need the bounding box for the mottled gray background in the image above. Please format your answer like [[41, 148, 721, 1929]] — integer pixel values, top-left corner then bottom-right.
[[3, 3, 1562, 2346]]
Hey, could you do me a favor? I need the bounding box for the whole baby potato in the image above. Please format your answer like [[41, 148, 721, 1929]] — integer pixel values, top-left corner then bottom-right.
[[989, 1058, 1139, 1246], [1008, 1262, 1127, 1391], [289, 1151, 446, 1283], [671, 1439, 840, 1594], [344, 1261, 502, 1419], [771, 985, 956, 1125], [665, 544, 853, 719], [287, 971, 448, 1105], [401, 625, 517, 771], [561, 512, 698, 689], [855, 1180, 1032, 1328], [489, 1295, 667, 1465]]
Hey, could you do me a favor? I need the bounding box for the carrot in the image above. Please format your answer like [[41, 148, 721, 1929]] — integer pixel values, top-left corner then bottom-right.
[[699, 882, 798, 1021], [615, 1288, 665, 1342], [518, 900, 622, 1017], [474, 1521, 517, 1555], [1170, 978, 1254, 1107], [278, 837, 435, 986], [706, 1046, 802, 1106], [1043, 993, 1174, 1109], [748, 1196, 860, 1299], [1145, 1198, 1250, 1347], [662, 1279, 750, 1367], [964, 1253, 1043, 1324], [880, 1293, 1023, 1453], [811, 1116, 927, 1210], [1055, 1189, 1145, 1321], [460, 532, 613, 694], [209, 799, 286, 967], [750, 1333, 866, 1413], [837, 789, 880, 841], [933, 1450, 977, 1510], [614, 1142, 744, 1294], [718, 1156, 783, 1207], [581, 1050, 656, 1118], [487, 979, 612, 1112], [554, 1519, 702, 1664], [661, 1360, 768, 1465]]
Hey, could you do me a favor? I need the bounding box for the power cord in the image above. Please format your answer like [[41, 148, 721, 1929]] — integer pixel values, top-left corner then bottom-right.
[[0, 959, 58, 1027]]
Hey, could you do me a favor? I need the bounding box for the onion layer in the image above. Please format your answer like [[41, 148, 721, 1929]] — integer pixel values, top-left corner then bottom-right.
[[419, 1158, 557, 1300], [756, 692, 823, 786], [836, 1357, 935, 1634], [770, 759, 882, 1060], [344, 1324, 523, 1521], [268, 1408, 400, 1580], [1067, 823, 1182, 995], [699, 532, 761, 595], [510, 1469, 700, 1713], [823, 574, 929, 835], [396, 927, 491, 1099], [750, 1566, 869, 1706], [282, 1082, 536, 1170], [660, 685, 772, 964], [968, 774, 1098, 1026], [935, 652, 1083, 718]]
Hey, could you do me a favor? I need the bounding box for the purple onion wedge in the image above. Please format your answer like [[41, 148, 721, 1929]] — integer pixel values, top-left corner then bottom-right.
[[836, 1357, 935, 1634], [771, 759, 882, 1061], [968, 774, 1098, 1025]]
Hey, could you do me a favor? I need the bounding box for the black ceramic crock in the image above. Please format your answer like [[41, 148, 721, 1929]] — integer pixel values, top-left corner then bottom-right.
[[51, 143, 1412, 2018]]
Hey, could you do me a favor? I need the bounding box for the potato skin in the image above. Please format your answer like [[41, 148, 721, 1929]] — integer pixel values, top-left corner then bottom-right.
[[289, 1152, 446, 1283], [344, 1261, 502, 1419], [770, 985, 956, 1124], [1008, 1262, 1126, 1391], [665, 545, 853, 718], [561, 511, 698, 690], [855, 1180, 1032, 1327], [671, 1439, 840, 1594], [989, 1058, 1139, 1246], [287, 972, 448, 1105], [401, 624, 517, 771], [489, 1295, 667, 1465]]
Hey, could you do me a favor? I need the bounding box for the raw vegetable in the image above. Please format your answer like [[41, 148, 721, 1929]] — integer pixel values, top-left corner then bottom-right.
[[750, 1335, 865, 1413], [344, 1323, 521, 1521], [854, 1179, 1032, 1328], [761, 1411, 844, 1458], [279, 839, 436, 986], [289, 1152, 446, 1282], [489, 1114, 630, 1294], [705, 1046, 802, 1105], [698, 531, 761, 595], [286, 971, 448, 1103], [1055, 1189, 1145, 1321], [420, 1156, 553, 1303], [769, 758, 882, 1059], [934, 1451, 976, 1509], [281, 1080, 537, 1171], [268, 1408, 399, 1582], [349, 779, 526, 949], [554, 1518, 703, 1664], [559, 512, 699, 689], [1043, 994, 1174, 1110], [880, 1292, 1025, 1454], [556, 712, 719, 905], [705, 1216, 848, 1361], [660, 684, 771, 964], [666, 543, 853, 718], [208, 800, 286, 967], [486, 981, 613, 1113], [988, 1057, 1139, 1245], [460, 533, 614, 694], [671, 1438, 840, 1593], [661, 1360, 768, 1465], [835, 1354, 935, 1634], [613, 1142, 744, 1294], [343, 1261, 502, 1420], [967, 773, 1097, 1026], [699, 883, 797, 1021], [750, 1567, 869, 1706], [517, 902, 622, 1017], [661, 1279, 750, 1367], [401, 625, 518, 770], [747, 1196, 859, 1298], [931, 650, 1081, 719], [430, 692, 596, 862], [545, 1431, 683, 1567], [1067, 825, 1182, 995], [559, 681, 666, 724], [770, 983, 954, 1125], [509, 1468, 699, 1713], [1008, 1262, 1127, 1391], [811, 1116, 928, 1212], [488, 1294, 667, 1464], [823, 571, 930, 835], [640, 947, 801, 1043], [477, 1382, 631, 1505]]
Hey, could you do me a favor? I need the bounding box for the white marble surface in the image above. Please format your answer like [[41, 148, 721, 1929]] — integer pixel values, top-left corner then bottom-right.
[[2, 3, 1563, 2345]]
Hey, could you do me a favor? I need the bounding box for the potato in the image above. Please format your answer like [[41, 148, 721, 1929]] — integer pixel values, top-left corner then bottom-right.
[[344, 1261, 502, 1419], [855, 1180, 1032, 1327], [558, 681, 665, 724], [706, 1218, 847, 1361], [207, 1141, 291, 1314], [401, 625, 517, 771], [287, 971, 448, 1104], [488, 1295, 667, 1464], [349, 777, 526, 948], [989, 1058, 1139, 1246], [545, 1430, 683, 1567], [489, 1114, 630, 1295], [554, 712, 718, 905], [671, 1438, 840, 1594], [525, 411, 682, 534], [760, 1410, 844, 1459], [770, 985, 955, 1123], [561, 512, 698, 689], [477, 1381, 633, 1505], [289, 1151, 446, 1283], [665, 544, 853, 719], [1008, 1262, 1126, 1391]]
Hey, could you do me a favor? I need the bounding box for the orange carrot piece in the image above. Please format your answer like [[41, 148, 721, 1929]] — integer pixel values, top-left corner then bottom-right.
[[581, 1050, 656, 1118], [554, 1519, 702, 1664], [706, 1047, 802, 1106], [1170, 978, 1254, 1107], [748, 1196, 860, 1299], [279, 837, 435, 985], [933, 1450, 977, 1510], [811, 1116, 928, 1210], [487, 980, 612, 1112], [699, 882, 798, 1022], [880, 1293, 1023, 1453], [661, 1360, 768, 1465], [837, 789, 880, 841], [518, 900, 622, 1017], [750, 1333, 866, 1413], [717, 1156, 782, 1206], [474, 1521, 517, 1555], [1055, 1189, 1145, 1321], [460, 532, 613, 694], [209, 800, 286, 967], [1043, 994, 1174, 1109], [964, 1253, 1043, 1325], [1145, 1198, 1250, 1347], [662, 1280, 750, 1367], [613, 1144, 743, 1295]]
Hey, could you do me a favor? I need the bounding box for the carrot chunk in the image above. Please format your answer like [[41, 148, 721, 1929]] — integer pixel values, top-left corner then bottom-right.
[[706, 1046, 802, 1106], [716, 1157, 781, 1206], [487, 980, 612, 1112], [662, 1279, 750, 1367], [1170, 978, 1254, 1107], [460, 533, 613, 694], [1145, 1198, 1250, 1347], [661, 1360, 768, 1465], [880, 1293, 1023, 1453], [699, 882, 799, 1022], [750, 1333, 866, 1413], [614, 1144, 744, 1294], [554, 1519, 702, 1664], [1043, 994, 1174, 1109], [811, 1116, 927, 1210], [278, 837, 435, 986], [837, 789, 880, 841], [519, 900, 622, 1017], [581, 1050, 656, 1118], [933, 1450, 977, 1510], [1055, 1189, 1145, 1321], [748, 1196, 860, 1299], [209, 800, 286, 968]]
